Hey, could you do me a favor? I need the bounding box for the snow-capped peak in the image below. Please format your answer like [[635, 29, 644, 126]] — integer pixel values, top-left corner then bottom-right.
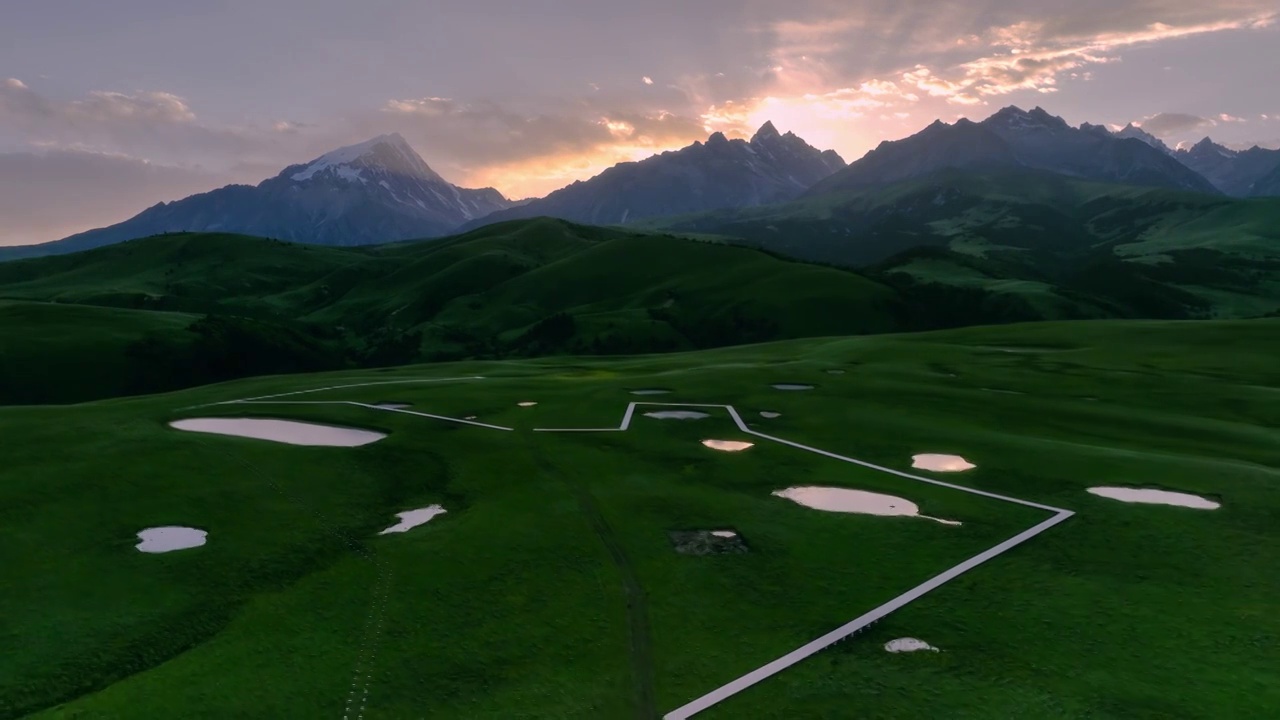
[[289, 133, 444, 184]]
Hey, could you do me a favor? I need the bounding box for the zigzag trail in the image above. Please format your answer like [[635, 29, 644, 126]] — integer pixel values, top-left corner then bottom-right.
[[194, 377, 1073, 719]]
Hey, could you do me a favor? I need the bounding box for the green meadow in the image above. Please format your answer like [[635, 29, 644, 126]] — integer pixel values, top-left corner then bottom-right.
[[2, 319, 1277, 719]]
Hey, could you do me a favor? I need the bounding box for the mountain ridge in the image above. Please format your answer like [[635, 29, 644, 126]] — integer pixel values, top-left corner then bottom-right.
[[0, 134, 513, 259], [807, 105, 1219, 197], [455, 122, 846, 232], [7, 105, 1277, 262], [1169, 137, 1280, 197]]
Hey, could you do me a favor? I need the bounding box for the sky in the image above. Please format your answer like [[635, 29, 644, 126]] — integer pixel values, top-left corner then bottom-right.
[[2, 0, 1278, 246]]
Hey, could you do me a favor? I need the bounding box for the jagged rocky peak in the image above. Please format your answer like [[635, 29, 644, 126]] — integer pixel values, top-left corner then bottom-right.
[[987, 105, 1030, 121], [452, 122, 846, 232], [1079, 121, 1112, 138], [752, 121, 782, 142], [1173, 136, 1231, 160], [912, 118, 953, 138], [1028, 106, 1067, 125], [984, 105, 1068, 131], [1114, 123, 1171, 152], [1184, 136, 1235, 158]]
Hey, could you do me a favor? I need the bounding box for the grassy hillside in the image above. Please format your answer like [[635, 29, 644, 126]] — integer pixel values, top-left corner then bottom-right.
[[5, 201, 1276, 406], [643, 168, 1280, 320], [0, 222, 899, 344], [0, 301, 198, 404], [0, 300, 349, 405], [0, 221, 915, 403], [2, 318, 1276, 718]]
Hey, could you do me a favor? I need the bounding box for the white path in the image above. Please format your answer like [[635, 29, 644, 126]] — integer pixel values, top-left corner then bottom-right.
[[191, 382, 1073, 719], [181, 376, 487, 409], [541, 402, 1074, 719], [663, 511, 1072, 719]]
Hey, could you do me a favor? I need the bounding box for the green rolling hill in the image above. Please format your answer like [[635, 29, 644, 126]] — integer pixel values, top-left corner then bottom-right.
[[642, 168, 1280, 321], [5, 180, 1277, 406], [0, 220, 914, 404], [0, 301, 198, 405]]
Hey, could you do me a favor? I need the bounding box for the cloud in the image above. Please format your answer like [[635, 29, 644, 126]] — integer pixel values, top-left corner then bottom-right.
[[380, 96, 703, 162], [902, 65, 980, 104], [730, 2, 1276, 112], [0, 149, 226, 246], [272, 120, 316, 134], [1029, 0, 1275, 40], [383, 97, 456, 116], [0, 76, 713, 205], [682, 0, 1278, 163], [4, 1, 1277, 243], [1131, 111, 1250, 138], [0, 78, 274, 166], [1137, 112, 1215, 136], [898, 11, 1273, 104], [376, 95, 709, 197], [1, 80, 196, 128]]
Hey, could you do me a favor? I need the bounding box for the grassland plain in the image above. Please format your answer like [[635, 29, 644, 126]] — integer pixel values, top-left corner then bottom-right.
[[1, 319, 1277, 719]]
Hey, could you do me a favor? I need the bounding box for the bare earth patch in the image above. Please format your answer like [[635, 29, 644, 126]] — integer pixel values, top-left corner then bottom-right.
[[702, 439, 754, 452], [170, 418, 385, 447], [136, 526, 207, 553], [885, 637, 940, 653], [773, 486, 961, 525], [1088, 486, 1219, 510], [379, 505, 448, 534], [912, 454, 976, 472]]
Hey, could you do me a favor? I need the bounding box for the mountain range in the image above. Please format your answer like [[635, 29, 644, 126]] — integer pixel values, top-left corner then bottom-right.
[[1, 134, 513, 259], [456, 122, 845, 231], [1112, 123, 1280, 196], [2, 105, 1279, 261], [806, 106, 1218, 197]]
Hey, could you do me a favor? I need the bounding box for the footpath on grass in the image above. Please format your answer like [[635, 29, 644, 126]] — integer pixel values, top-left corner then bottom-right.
[[526, 436, 657, 720]]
